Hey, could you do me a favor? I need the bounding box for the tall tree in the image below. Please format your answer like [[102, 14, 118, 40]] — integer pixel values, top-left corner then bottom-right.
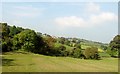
[[109, 35, 120, 57], [12, 29, 38, 52], [9, 26, 24, 37], [1, 23, 12, 52], [1, 23, 10, 37]]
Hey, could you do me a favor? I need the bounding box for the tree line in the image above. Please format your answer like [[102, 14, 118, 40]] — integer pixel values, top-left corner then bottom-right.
[[0, 23, 119, 59]]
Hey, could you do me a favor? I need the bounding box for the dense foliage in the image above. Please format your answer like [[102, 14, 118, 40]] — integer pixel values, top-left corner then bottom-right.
[[83, 47, 100, 59], [1, 23, 119, 59], [109, 35, 120, 57]]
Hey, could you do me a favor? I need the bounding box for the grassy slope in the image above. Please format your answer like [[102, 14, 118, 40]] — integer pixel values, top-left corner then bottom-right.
[[81, 45, 104, 52], [2, 52, 118, 72]]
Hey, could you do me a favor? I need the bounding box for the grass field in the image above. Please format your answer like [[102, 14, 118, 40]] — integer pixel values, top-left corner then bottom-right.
[[2, 51, 118, 72], [81, 45, 104, 52]]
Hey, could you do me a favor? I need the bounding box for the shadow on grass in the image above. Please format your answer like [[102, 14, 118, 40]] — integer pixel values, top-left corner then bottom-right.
[[15, 51, 30, 54], [2, 58, 18, 66]]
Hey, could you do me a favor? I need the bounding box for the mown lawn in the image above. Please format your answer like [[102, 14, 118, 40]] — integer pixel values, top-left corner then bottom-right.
[[2, 52, 118, 72]]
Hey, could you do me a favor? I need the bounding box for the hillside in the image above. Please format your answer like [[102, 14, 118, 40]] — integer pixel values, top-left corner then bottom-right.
[[1, 22, 119, 72], [1, 23, 115, 59], [2, 51, 118, 72]]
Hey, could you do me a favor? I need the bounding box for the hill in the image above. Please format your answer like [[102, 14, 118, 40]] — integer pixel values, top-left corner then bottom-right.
[[2, 51, 118, 72]]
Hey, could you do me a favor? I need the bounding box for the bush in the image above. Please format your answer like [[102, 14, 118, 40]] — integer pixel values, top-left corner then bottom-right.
[[75, 44, 81, 49], [83, 47, 100, 59], [73, 48, 82, 58], [57, 45, 66, 56]]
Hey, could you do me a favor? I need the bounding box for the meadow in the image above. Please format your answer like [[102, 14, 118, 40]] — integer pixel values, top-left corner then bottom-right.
[[2, 51, 118, 72]]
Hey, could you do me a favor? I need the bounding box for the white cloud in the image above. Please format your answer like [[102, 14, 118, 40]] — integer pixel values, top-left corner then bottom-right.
[[89, 12, 117, 25], [86, 2, 100, 13], [55, 16, 87, 27], [11, 6, 44, 18], [54, 3, 117, 28], [54, 12, 117, 28]]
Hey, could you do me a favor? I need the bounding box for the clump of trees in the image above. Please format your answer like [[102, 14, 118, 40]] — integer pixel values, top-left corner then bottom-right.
[[1, 23, 47, 54], [1, 23, 102, 60]]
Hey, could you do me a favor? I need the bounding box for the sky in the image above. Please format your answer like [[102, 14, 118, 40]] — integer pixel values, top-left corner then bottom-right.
[[1, 1, 118, 43]]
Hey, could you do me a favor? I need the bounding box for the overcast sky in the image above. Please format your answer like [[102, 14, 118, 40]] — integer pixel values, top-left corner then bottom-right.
[[1, 1, 118, 43]]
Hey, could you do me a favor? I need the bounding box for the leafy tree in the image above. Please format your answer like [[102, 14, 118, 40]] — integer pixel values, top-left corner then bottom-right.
[[64, 39, 70, 46], [68, 49, 74, 57], [101, 45, 108, 50], [9, 26, 17, 37], [1, 23, 10, 37], [38, 36, 58, 55], [9, 26, 23, 37], [57, 45, 66, 56], [83, 47, 100, 59], [59, 45, 66, 51], [12, 29, 38, 52], [109, 35, 120, 57], [12, 35, 21, 50], [43, 36, 56, 48], [75, 43, 81, 49], [59, 37, 65, 44], [1, 23, 12, 52], [73, 48, 82, 58]]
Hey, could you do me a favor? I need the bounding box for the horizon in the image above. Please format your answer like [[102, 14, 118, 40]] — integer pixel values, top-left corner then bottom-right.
[[1, 2, 118, 43]]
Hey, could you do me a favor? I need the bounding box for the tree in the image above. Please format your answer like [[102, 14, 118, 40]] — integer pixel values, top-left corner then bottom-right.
[[9, 26, 23, 37], [109, 35, 120, 57], [58, 45, 66, 56], [43, 36, 56, 49], [75, 43, 81, 49], [59, 37, 65, 44], [73, 48, 82, 58], [64, 39, 70, 46], [40, 36, 56, 55], [101, 45, 108, 50], [1, 23, 10, 37], [1, 23, 12, 52], [9, 26, 17, 37], [12, 29, 38, 52], [83, 47, 100, 59]]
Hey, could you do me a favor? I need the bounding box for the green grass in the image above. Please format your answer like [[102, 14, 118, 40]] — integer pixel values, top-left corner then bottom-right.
[[2, 51, 118, 72], [81, 45, 104, 53], [81, 45, 90, 49], [55, 43, 105, 53], [54, 43, 74, 51], [99, 52, 111, 57]]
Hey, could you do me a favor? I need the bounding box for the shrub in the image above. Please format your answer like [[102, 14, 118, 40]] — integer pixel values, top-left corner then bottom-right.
[[73, 48, 82, 58], [57, 45, 66, 56], [83, 47, 100, 59]]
